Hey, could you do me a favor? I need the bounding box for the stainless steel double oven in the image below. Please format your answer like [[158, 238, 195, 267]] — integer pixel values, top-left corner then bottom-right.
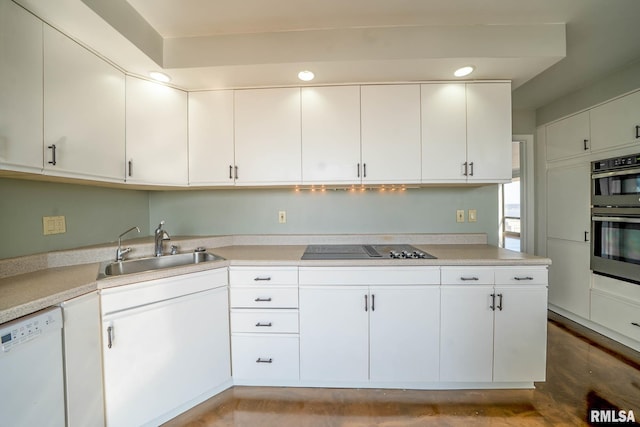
[[591, 153, 640, 284]]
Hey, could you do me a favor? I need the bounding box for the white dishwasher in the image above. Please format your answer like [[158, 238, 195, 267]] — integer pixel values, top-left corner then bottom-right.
[[0, 307, 65, 426]]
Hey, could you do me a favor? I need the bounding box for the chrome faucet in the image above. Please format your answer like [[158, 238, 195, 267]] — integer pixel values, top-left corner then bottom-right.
[[116, 226, 140, 261], [154, 221, 171, 257]]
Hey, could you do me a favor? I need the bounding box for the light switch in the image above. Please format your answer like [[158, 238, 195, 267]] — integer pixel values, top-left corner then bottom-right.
[[456, 210, 465, 223], [43, 216, 66, 235], [469, 209, 477, 222], [278, 211, 287, 224]]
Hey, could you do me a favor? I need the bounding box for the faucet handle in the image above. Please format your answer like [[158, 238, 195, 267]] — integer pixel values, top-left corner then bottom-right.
[[170, 245, 178, 255]]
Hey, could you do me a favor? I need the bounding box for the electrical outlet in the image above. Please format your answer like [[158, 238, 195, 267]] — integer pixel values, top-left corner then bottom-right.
[[469, 209, 477, 222], [456, 210, 465, 223], [43, 215, 66, 235], [278, 211, 287, 224]]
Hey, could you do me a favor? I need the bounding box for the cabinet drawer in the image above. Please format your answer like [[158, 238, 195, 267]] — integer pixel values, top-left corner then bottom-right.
[[591, 291, 640, 342], [494, 267, 548, 285], [231, 309, 299, 333], [441, 267, 494, 285], [299, 266, 440, 285], [230, 287, 298, 308], [231, 335, 299, 381], [229, 267, 298, 286]]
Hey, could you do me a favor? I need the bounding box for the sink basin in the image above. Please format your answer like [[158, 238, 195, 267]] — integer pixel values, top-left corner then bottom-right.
[[100, 252, 225, 278]]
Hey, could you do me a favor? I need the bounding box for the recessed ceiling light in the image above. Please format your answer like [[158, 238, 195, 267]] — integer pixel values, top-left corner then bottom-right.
[[149, 71, 171, 83], [454, 66, 475, 77], [298, 70, 315, 82]]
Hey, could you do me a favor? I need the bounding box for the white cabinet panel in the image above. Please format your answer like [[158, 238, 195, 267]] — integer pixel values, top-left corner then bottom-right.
[[230, 287, 298, 309], [493, 285, 548, 382], [591, 290, 640, 342], [421, 83, 467, 182], [369, 286, 440, 382], [441, 266, 494, 285], [0, 0, 43, 173], [231, 309, 299, 334], [361, 85, 421, 183], [494, 266, 549, 285], [125, 76, 188, 186], [188, 90, 235, 186], [547, 238, 591, 318], [301, 86, 361, 184], [590, 90, 640, 152], [466, 82, 512, 182], [299, 286, 369, 382], [440, 285, 494, 382], [546, 111, 590, 161], [43, 25, 125, 182], [234, 88, 301, 185], [230, 266, 298, 286], [546, 164, 590, 242], [231, 335, 299, 381]]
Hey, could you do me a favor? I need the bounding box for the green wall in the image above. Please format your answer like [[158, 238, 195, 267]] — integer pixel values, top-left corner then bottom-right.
[[149, 186, 499, 244], [0, 178, 150, 259]]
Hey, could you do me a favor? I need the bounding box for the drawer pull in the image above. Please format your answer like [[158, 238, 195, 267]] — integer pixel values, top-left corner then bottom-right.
[[632, 322, 640, 328], [256, 358, 273, 363], [254, 297, 272, 302], [497, 293, 503, 311], [460, 276, 479, 281], [514, 276, 534, 281], [254, 276, 272, 281], [255, 322, 273, 327]]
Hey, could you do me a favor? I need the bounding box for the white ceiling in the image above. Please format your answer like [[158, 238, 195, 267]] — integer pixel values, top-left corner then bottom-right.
[[15, 0, 640, 110]]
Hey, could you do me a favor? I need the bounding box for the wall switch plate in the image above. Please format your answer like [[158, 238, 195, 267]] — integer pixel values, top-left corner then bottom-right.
[[456, 209, 465, 223], [278, 211, 287, 224], [468, 209, 477, 222], [43, 215, 66, 235]]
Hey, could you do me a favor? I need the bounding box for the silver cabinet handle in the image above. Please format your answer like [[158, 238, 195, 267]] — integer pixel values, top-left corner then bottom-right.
[[229, 165, 233, 179], [460, 276, 479, 281], [514, 276, 534, 281], [364, 294, 368, 312], [256, 358, 273, 363], [469, 161, 474, 176], [462, 162, 468, 176], [490, 293, 496, 311], [234, 165, 238, 180], [497, 293, 503, 311], [371, 294, 375, 311], [363, 163, 367, 178], [357, 163, 360, 178], [255, 322, 272, 327], [128, 160, 133, 177], [48, 144, 57, 165], [107, 325, 114, 349], [254, 276, 272, 281], [254, 297, 272, 302]]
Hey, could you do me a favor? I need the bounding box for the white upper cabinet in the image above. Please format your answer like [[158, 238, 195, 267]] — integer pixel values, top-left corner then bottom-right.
[[125, 76, 188, 186], [43, 25, 125, 182], [234, 88, 302, 185], [361, 85, 422, 184], [0, 0, 43, 173], [466, 82, 512, 182], [546, 164, 590, 242], [301, 86, 361, 185], [546, 111, 591, 161], [590, 90, 640, 152], [422, 82, 512, 183], [421, 83, 467, 182], [188, 90, 235, 186]]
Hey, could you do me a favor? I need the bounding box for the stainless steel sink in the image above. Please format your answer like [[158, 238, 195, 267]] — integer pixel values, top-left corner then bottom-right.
[[99, 251, 225, 278]]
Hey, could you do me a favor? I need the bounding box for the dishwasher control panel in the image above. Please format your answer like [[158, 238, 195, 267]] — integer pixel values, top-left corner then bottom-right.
[[0, 308, 62, 354]]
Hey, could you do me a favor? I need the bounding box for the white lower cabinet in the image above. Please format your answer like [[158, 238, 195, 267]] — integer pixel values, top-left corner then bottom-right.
[[100, 270, 230, 427], [440, 267, 548, 383], [299, 267, 441, 384], [229, 266, 300, 384]]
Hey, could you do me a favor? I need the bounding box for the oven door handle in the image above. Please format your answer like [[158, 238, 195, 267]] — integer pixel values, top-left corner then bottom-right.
[[592, 167, 640, 179], [592, 216, 640, 224]]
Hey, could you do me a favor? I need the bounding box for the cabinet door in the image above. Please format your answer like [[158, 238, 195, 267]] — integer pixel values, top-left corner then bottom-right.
[[188, 90, 235, 186], [0, 0, 43, 173], [440, 285, 494, 382], [546, 111, 590, 161], [547, 238, 591, 318], [301, 86, 361, 184], [125, 76, 188, 186], [369, 286, 440, 382], [590, 90, 640, 151], [361, 85, 421, 184], [466, 82, 512, 182], [43, 25, 125, 182], [421, 83, 467, 182], [546, 164, 590, 242], [102, 289, 225, 427], [234, 88, 301, 185], [493, 285, 548, 382], [299, 286, 369, 382]]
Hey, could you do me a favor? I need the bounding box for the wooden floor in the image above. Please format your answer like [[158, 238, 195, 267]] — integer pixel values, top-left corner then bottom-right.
[[165, 319, 640, 426]]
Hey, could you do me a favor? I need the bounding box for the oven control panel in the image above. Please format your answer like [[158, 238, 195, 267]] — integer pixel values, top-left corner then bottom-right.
[[592, 153, 640, 172]]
